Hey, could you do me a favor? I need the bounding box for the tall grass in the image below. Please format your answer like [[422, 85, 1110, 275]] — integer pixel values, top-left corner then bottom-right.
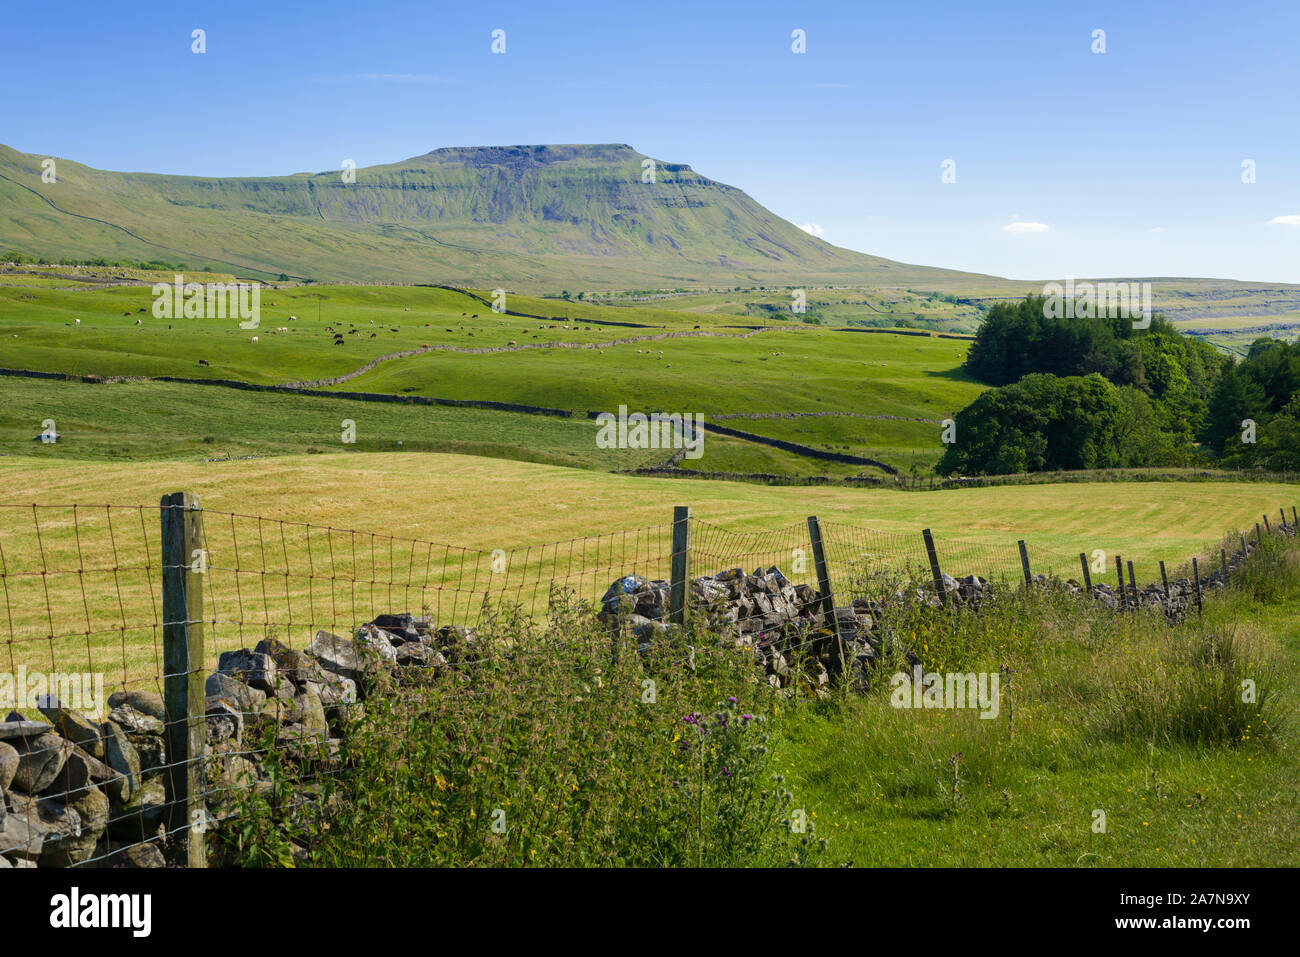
[[306, 595, 825, 867], [1093, 627, 1279, 747], [1227, 534, 1300, 605]]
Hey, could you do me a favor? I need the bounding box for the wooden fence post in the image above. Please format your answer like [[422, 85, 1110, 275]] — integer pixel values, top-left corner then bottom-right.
[[1240, 533, 1248, 554], [1220, 548, 1229, 582], [807, 516, 844, 665], [161, 491, 206, 868], [1017, 540, 1032, 587], [921, 528, 947, 606], [1191, 557, 1203, 617], [669, 506, 691, 627], [1159, 560, 1169, 601], [1281, 507, 1287, 528], [1115, 554, 1125, 605], [1127, 561, 1137, 601], [1079, 553, 1092, 595], [1263, 514, 1271, 535], [1291, 505, 1297, 527], [1256, 522, 1263, 545]]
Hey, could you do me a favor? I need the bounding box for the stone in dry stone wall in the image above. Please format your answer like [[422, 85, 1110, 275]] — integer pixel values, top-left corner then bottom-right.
[[107, 690, 166, 723], [9, 731, 72, 794], [0, 741, 17, 791], [218, 649, 279, 694], [38, 699, 104, 760]]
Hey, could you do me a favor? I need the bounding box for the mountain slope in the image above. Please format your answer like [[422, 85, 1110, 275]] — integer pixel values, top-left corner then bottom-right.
[[0, 143, 982, 289]]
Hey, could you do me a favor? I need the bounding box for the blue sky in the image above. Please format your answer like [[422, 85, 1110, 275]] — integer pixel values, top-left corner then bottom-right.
[[3, 0, 1298, 282]]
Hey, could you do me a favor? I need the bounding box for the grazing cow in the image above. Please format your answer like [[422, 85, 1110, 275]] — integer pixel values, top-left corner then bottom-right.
[[251, 336, 258, 343], [370, 333, 376, 338], [198, 359, 210, 366], [508, 340, 517, 346], [289, 315, 297, 320], [471, 314, 478, 318], [135, 319, 141, 325], [334, 340, 344, 346], [74, 318, 80, 324], [124, 311, 133, 316]]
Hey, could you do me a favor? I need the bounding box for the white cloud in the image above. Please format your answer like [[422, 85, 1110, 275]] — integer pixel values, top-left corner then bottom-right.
[[1002, 221, 1049, 234], [1149, 226, 1165, 233], [1267, 214, 1300, 226], [797, 222, 826, 237]]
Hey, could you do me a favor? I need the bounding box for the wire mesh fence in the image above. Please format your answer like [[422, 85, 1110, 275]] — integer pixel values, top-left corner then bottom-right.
[[0, 495, 1294, 868]]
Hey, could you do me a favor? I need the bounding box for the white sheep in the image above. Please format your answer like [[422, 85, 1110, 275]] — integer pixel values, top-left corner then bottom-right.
[[251, 336, 259, 343]]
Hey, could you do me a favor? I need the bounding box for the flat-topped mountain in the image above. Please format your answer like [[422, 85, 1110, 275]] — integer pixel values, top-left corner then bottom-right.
[[0, 142, 980, 288]]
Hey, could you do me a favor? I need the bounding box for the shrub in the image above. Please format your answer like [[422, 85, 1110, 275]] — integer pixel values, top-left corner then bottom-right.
[[308, 596, 824, 867]]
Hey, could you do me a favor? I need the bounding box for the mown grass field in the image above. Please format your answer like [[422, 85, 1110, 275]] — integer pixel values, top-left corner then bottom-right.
[[2, 451, 1292, 559], [0, 449, 1293, 689]]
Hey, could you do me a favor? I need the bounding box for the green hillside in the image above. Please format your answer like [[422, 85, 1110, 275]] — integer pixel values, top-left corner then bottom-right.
[[0, 280, 981, 475], [0, 142, 981, 290]]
